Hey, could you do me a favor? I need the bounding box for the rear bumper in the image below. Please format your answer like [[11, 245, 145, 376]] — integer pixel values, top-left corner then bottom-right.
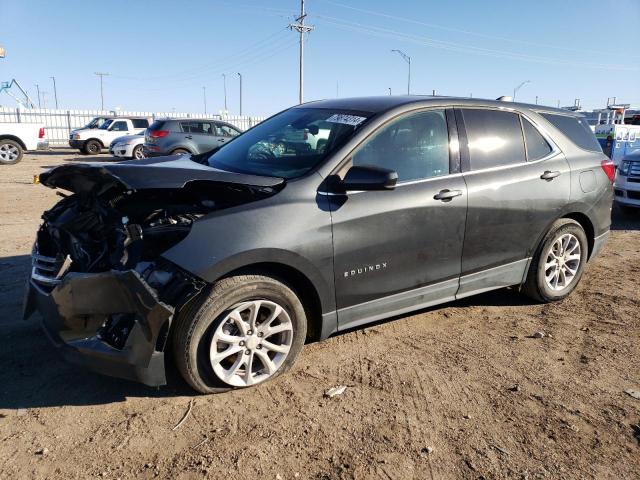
[[590, 230, 610, 261], [36, 141, 49, 150], [142, 146, 166, 157], [24, 269, 174, 387]]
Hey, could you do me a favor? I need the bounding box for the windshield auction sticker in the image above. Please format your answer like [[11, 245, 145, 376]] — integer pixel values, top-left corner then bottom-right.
[[326, 114, 367, 126]]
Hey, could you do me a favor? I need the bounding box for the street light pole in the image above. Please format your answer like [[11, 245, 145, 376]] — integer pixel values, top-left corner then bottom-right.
[[49, 76, 58, 109], [237, 73, 242, 116], [513, 80, 530, 101], [35, 83, 41, 108], [202, 86, 207, 114], [222, 74, 227, 112], [94, 72, 109, 110], [388, 87, 392, 96], [391, 49, 411, 95]]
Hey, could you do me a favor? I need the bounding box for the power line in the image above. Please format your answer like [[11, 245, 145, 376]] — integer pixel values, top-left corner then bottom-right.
[[315, 0, 640, 59], [314, 15, 639, 71], [289, 0, 314, 104]]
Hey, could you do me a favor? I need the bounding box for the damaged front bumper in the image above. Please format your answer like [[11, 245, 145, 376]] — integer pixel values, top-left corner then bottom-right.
[[24, 268, 175, 387]]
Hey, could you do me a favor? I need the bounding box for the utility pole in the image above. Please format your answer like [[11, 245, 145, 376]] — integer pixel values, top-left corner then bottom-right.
[[34, 83, 41, 108], [289, 0, 314, 104], [391, 49, 411, 95], [202, 86, 207, 114], [49, 76, 58, 109], [535, 95, 539, 105], [41, 91, 48, 109], [94, 72, 109, 110], [237, 73, 243, 115], [388, 87, 392, 96]]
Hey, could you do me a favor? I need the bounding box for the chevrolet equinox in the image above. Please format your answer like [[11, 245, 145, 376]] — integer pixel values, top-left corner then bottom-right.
[[25, 97, 614, 393]]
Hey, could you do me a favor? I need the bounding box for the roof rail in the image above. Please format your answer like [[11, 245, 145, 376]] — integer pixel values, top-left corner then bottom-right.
[[496, 95, 513, 102]]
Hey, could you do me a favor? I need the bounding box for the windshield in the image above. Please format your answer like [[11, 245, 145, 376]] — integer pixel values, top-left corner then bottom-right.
[[84, 117, 106, 129], [98, 119, 114, 130], [206, 108, 372, 178]]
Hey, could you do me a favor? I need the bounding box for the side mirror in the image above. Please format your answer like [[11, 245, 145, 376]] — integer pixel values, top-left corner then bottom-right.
[[342, 165, 398, 191]]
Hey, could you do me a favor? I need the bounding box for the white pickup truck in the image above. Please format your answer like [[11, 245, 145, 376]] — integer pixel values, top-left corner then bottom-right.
[[0, 123, 49, 165], [69, 116, 152, 154]]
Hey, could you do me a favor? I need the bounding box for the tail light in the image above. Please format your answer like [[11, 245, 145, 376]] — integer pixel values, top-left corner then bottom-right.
[[601, 159, 615, 182], [38, 127, 45, 139], [148, 130, 169, 138]]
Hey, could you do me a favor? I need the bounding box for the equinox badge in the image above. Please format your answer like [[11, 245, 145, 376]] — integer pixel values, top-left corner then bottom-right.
[[344, 262, 387, 278]]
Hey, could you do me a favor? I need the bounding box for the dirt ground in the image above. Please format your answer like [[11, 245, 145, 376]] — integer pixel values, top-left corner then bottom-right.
[[0, 149, 638, 480]]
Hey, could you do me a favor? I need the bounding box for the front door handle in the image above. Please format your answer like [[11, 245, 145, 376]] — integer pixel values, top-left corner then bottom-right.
[[540, 170, 561, 180], [185, 135, 193, 139], [433, 189, 463, 201]]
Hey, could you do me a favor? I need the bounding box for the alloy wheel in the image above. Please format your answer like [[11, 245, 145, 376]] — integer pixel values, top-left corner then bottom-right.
[[544, 233, 582, 291], [209, 300, 293, 387], [0, 143, 19, 162]]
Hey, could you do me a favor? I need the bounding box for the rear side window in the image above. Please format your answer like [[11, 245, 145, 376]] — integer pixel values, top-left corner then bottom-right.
[[148, 120, 166, 131], [110, 121, 128, 132], [132, 119, 149, 128], [540, 113, 601, 152], [461, 109, 526, 170], [522, 118, 552, 161], [181, 121, 214, 134]]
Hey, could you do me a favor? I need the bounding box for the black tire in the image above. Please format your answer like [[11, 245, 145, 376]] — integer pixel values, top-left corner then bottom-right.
[[523, 219, 588, 303], [83, 139, 102, 155], [171, 148, 190, 155], [131, 144, 145, 159], [618, 204, 638, 214], [0, 139, 24, 165], [172, 274, 307, 394]]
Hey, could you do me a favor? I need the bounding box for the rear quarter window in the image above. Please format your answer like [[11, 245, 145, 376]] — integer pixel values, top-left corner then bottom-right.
[[132, 119, 149, 128], [540, 113, 602, 152], [148, 120, 166, 131]]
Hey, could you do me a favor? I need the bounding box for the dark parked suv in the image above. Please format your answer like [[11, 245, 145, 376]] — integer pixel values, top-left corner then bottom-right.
[[25, 96, 613, 393], [144, 118, 241, 157]]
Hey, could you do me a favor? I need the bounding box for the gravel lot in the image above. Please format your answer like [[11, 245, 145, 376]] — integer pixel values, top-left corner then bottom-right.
[[1, 149, 639, 479]]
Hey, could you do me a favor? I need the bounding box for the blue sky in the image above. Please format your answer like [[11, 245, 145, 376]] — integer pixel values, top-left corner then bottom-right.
[[1, 0, 639, 115]]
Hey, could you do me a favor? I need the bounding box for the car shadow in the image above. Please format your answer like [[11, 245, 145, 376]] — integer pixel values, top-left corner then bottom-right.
[[0, 254, 192, 410], [611, 204, 640, 231]]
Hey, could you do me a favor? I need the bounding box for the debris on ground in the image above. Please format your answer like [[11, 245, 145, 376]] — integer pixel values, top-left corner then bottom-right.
[[172, 399, 194, 431], [35, 447, 49, 456], [509, 384, 521, 392], [625, 389, 640, 400], [532, 331, 546, 338], [324, 385, 347, 398], [420, 446, 434, 455]]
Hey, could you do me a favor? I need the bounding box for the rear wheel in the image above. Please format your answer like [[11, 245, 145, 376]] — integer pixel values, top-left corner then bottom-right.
[[523, 219, 588, 302], [171, 148, 190, 155], [172, 274, 307, 393], [0, 139, 23, 165], [132, 144, 145, 159], [83, 140, 101, 155]]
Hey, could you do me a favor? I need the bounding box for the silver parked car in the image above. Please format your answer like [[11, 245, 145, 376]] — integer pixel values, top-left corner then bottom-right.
[[144, 118, 241, 157]]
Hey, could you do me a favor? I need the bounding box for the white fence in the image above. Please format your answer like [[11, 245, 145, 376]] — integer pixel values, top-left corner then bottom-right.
[[0, 107, 265, 146]]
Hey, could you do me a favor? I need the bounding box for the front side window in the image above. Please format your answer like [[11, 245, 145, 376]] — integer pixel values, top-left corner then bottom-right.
[[110, 121, 128, 132], [99, 119, 114, 130], [206, 108, 372, 178], [217, 124, 240, 137], [461, 109, 526, 170], [522, 118, 552, 161], [351, 109, 450, 182]]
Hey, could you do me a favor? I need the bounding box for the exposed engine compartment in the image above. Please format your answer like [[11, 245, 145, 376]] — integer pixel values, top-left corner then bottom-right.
[[35, 181, 277, 275]]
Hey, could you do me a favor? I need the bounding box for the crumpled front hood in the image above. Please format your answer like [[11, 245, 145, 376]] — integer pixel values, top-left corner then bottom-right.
[[39, 155, 285, 194]]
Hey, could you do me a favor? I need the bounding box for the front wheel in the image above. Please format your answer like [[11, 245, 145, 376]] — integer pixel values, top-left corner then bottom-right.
[[83, 140, 101, 155], [172, 274, 307, 393], [0, 139, 23, 165], [132, 144, 145, 159], [523, 219, 588, 302]]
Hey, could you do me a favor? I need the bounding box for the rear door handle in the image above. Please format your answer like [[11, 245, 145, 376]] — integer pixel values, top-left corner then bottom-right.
[[433, 189, 463, 201], [540, 170, 561, 180], [185, 135, 193, 139]]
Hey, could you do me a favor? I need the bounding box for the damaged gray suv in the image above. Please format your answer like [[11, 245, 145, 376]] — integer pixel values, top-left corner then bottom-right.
[[24, 96, 613, 393]]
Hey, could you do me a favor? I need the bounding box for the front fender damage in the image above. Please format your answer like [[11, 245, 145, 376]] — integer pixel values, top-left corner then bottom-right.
[[25, 264, 205, 387]]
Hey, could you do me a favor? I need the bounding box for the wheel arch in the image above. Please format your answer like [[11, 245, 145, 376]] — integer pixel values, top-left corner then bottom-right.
[[85, 138, 105, 148], [171, 146, 194, 155], [220, 262, 325, 341], [0, 135, 27, 150]]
